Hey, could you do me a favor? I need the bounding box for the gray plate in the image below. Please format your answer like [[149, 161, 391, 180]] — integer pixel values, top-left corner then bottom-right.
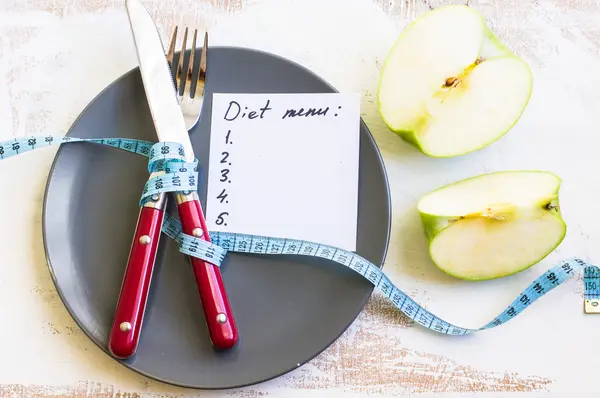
[[42, 46, 391, 389]]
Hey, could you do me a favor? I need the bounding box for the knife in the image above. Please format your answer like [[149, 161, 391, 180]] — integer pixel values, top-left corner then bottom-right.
[[108, 0, 239, 359]]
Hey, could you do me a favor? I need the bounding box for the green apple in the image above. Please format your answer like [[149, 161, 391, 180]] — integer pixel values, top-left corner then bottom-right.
[[377, 5, 533, 157], [417, 171, 566, 280]]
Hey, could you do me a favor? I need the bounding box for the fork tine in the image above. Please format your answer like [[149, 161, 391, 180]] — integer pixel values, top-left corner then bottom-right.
[[167, 26, 178, 90], [177, 27, 189, 100], [197, 31, 208, 98], [186, 29, 198, 99]]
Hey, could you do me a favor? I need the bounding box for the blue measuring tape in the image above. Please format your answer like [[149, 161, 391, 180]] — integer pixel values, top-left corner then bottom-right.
[[3, 134, 599, 335]]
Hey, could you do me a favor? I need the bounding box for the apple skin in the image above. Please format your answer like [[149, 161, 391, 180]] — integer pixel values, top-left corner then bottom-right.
[[376, 5, 534, 158], [417, 171, 567, 281]]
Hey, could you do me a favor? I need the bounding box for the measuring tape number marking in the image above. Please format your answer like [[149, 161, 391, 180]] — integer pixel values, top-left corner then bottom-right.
[[3, 134, 600, 336]]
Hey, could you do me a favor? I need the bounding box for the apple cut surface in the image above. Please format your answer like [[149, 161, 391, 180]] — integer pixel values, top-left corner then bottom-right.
[[418, 171, 566, 280], [377, 5, 533, 157]]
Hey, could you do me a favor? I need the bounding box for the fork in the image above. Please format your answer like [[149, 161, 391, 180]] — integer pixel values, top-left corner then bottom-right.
[[165, 26, 239, 349], [167, 26, 208, 131]]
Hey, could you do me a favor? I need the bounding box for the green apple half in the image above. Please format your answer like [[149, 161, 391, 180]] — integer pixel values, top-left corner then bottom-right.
[[417, 171, 566, 280], [377, 5, 533, 157]]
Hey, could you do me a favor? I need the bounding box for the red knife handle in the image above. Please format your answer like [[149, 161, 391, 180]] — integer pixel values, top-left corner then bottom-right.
[[176, 192, 239, 350], [108, 194, 166, 359]]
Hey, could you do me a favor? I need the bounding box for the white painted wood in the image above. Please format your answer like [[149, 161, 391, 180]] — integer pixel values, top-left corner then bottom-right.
[[0, 0, 599, 395]]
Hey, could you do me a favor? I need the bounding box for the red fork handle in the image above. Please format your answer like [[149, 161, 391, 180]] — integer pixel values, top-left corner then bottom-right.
[[108, 194, 166, 359], [176, 192, 238, 350]]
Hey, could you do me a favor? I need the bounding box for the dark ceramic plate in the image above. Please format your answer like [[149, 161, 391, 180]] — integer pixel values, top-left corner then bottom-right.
[[42, 46, 391, 389]]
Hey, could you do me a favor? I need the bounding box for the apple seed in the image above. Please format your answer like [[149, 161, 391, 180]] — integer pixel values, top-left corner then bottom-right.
[[444, 77, 458, 87]]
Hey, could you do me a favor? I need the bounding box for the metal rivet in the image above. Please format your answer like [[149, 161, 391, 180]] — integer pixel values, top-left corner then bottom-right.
[[216, 313, 227, 324], [151, 193, 160, 201], [120, 322, 132, 332], [192, 228, 204, 238], [139, 235, 151, 245]]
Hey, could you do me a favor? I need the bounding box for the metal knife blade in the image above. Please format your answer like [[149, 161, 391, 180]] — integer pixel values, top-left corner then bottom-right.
[[125, 0, 194, 162]]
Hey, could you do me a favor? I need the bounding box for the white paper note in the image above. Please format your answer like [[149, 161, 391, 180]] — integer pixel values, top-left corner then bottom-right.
[[206, 93, 361, 251]]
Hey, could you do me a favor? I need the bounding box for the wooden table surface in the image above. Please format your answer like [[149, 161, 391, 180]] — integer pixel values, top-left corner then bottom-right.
[[1, 0, 600, 396]]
